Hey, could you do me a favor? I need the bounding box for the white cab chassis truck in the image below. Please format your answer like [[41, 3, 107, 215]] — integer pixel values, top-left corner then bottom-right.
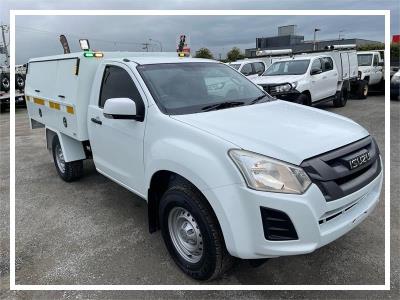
[[252, 49, 360, 107], [356, 51, 384, 99], [26, 51, 383, 280]]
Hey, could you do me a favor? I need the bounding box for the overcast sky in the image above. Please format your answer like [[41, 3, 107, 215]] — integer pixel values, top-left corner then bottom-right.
[[0, 0, 398, 64]]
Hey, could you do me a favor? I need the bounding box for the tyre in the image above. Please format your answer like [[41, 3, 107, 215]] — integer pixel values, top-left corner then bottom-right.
[[294, 93, 310, 105], [333, 86, 348, 107], [52, 135, 83, 182], [355, 80, 368, 99], [15, 74, 25, 91], [159, 177, 233, 280], [0, 73, 10, 92], [0, 103, 6, 113]]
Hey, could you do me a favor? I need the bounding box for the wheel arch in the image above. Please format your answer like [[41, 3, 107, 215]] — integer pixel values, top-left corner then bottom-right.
[[45, 127, 86, 162]]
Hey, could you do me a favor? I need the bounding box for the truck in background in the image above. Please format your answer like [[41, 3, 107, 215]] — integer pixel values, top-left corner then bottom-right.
[[356, 51, 384, 98], [252, 45, 361, 107]]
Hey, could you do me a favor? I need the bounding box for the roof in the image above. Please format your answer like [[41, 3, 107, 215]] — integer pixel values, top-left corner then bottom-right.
[[115, 56, 217, 65], [229, 59, 265, 64], [28, 51, 217, 65]]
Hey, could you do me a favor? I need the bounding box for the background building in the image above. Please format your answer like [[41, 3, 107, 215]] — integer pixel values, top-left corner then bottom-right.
[[246, 25, 384, 58]]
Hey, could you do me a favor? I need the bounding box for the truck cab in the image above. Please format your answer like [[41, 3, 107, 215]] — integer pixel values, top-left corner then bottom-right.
[[357, 51, 384, 86], [227, 59, 267, 79], [25, 51, 383, 281]]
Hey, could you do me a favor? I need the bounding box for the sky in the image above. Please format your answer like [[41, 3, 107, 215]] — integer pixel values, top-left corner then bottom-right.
[[0, 0, 398, 64]]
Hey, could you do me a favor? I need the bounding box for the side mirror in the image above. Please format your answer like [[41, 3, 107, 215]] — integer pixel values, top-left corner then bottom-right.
[[378, 61, 384, 67], [311, 68, 322, 75], [103, 98, 142, 121]]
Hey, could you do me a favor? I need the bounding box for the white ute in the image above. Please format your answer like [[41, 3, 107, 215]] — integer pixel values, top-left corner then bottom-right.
[[26, 50, 383, 280], [357, 51, 384, 99], [252, 48, 359, 107]]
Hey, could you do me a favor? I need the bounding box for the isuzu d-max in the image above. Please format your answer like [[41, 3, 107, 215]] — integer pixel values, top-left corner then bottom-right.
[[25, 50, 383, 280]]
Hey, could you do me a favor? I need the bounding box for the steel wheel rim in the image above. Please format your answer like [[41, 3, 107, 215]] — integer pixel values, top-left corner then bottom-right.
[[17, 77, 24, 87], [363, 85, 368, 96], [168, 206, 203, 264], [2, 78, 9, 89], [55, 144, 66, 173]]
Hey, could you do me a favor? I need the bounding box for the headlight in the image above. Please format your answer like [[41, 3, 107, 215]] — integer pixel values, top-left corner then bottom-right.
[[291, 81, 298, 89], [229, 149, 312, 194], [391, 75, 400, 84], [274, 83, 292, 93]]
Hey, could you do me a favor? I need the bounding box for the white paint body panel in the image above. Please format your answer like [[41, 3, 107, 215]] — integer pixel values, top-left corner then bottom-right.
[[26, 53, 383, 259]]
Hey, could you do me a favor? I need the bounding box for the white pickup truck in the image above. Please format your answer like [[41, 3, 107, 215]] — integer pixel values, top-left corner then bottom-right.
[[357, 51, 384, 98], [26, 51, 383, 280], [252, 49, 359, 107]]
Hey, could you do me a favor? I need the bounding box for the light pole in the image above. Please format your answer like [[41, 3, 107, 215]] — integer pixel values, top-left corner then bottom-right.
[[149, 38, 163, 52], [313, 28, 320, 51], [338, 30, 345, 40]]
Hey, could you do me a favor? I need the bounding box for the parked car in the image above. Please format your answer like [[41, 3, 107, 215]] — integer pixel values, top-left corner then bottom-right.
[[391, 70, 400, 100], [26, 50, 383, 280], [252, 50, 358, 107], [227, 59, 267, 79]]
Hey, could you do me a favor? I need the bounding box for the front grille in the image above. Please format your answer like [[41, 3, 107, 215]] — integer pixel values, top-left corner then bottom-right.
[[301, 136, 381, 202], [260, 207, 298, 241], [259, 84, 277, 95]]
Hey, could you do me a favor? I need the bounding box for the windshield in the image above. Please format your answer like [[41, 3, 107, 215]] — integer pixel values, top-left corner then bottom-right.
[[137, 62, 268, 115], [263, 59, 310, 76], [357, 54, 373, 66], [229, 64, 240, 70]]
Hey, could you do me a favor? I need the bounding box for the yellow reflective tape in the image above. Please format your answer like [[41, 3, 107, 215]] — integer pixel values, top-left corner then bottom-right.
[[66, 106, 74, 114], [25, 96, 30, 102], [49, 101, 60, 110], [33, 98, 45, 105]]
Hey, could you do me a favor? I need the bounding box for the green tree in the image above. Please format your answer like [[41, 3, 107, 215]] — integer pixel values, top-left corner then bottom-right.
[[226, 47, 245, 62], [194, 48, 214, 59]]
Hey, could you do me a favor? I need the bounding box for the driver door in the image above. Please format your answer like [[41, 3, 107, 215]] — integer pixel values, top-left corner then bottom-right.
[[309, 58, 324, 102], [87, 63, 147, 196]]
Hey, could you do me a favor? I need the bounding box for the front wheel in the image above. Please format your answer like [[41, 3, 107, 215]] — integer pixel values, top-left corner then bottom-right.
[[52, 135, 83, 182], [295, 93, 311, 106], [159, 178, 233, 280]]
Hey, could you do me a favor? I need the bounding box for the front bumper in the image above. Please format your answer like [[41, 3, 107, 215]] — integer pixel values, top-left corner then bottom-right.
[[205, 165, 383, 259]]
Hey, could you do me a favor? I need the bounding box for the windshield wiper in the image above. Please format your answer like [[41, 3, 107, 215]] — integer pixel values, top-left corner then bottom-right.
[[250, 94, 270, 104], [201, 101, 245, 112]]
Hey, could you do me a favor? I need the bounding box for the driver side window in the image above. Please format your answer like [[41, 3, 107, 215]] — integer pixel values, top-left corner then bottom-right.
[[311, 59, 322, 73], [241, 63, 253, 76], [99, 65, 145, 117]]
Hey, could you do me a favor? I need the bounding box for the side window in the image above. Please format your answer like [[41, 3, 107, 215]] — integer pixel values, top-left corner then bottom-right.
[[373, 55, 379, 66], [321, 57, 334, 72], [311, 58, 322, 72], [241, 63, 253, 75], [253, 62, 265, 75], [99, 65, 145, 116]]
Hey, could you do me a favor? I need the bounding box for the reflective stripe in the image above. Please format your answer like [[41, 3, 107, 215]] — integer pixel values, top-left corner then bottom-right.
[[33, 98, 45, 105], [49, 101, 61, 110]]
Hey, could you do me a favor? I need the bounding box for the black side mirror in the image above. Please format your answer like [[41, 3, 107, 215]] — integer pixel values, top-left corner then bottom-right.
[[311, 68, 322, 75], [378, 62, 384, 67]]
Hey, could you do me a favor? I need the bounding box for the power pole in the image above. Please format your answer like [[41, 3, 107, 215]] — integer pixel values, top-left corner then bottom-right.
[[0, 24, 9, 65]]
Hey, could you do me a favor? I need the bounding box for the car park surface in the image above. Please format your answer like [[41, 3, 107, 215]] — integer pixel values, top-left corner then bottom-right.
[[0, 94, 399, 299]]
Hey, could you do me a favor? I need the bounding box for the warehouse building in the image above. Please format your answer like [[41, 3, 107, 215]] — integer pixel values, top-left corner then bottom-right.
[[245, 25, 384, 58]]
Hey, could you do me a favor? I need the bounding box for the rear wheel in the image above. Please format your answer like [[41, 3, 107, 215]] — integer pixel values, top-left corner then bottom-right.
[[333, 86, 348, 107], [159, 177, 233, 280], [52, 135, 83, 182], [15, 74, 25, 91], [0, 73, 10, 92]]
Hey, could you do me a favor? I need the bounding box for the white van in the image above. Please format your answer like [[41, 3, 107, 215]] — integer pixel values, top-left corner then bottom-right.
[[26, 50, 383, 280]]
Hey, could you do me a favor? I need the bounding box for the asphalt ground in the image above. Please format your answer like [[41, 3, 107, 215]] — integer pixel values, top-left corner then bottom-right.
[[0, 94, 399, 299]]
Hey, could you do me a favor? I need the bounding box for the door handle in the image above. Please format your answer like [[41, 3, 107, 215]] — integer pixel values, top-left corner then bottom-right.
[[58, 95, 65, 99], [322, 76, 327, 79], [91, 117, 102, 125], [34, 89, 40, 93]]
